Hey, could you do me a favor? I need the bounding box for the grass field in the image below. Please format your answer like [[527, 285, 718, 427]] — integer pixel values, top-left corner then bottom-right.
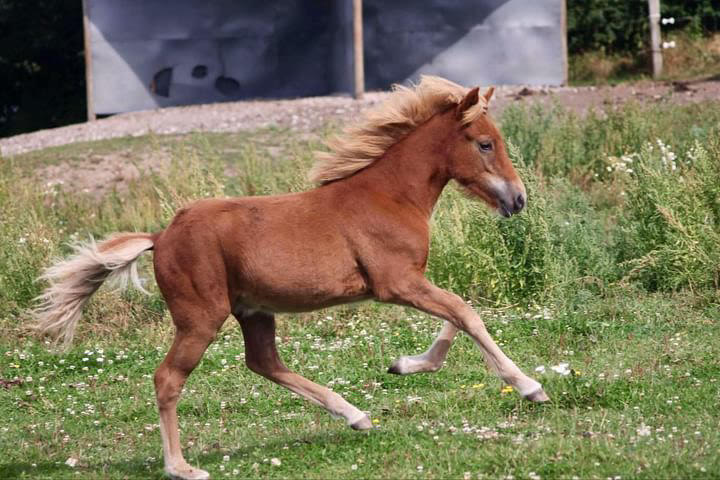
[[1, 101, 719, 479]]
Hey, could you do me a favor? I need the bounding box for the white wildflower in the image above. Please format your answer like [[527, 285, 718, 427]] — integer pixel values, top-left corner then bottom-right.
[[550, 363, 571, 376]]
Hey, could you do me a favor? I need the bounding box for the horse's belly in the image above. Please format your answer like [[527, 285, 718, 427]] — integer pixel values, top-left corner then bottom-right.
[[231, 254, 371, 313]]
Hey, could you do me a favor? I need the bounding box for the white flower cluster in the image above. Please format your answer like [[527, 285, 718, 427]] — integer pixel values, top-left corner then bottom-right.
[[605, 139, 701, 178], [44, 179, 65, 196], [636, 424, 652, 437], [655, 138, 677, 171], [550, 363, 571, 376], [686, 141, 704, 164], [606, 152, 638, 174], [535, 363, 571, 376]]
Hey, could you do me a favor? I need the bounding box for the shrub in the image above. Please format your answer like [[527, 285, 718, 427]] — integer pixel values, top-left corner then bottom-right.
[[618, 140, 720, 291], [545, 177, 620, 289], [426, 164, 618, 306]]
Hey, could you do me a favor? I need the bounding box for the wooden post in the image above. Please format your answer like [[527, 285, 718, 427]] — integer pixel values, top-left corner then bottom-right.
[[352, 0, 364, 99], [648, 0, 663, 78], [82, 0, 96, 121], [561, 0, 568, 85]]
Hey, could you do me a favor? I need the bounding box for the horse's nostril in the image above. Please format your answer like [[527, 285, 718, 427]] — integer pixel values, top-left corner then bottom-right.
[[515, 194, 525, 211]]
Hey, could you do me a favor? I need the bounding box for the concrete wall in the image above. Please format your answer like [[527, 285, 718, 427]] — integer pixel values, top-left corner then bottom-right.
[[88, 0, 566, 114], [89, 0, 350, 114], [363, 0, 566, 89]]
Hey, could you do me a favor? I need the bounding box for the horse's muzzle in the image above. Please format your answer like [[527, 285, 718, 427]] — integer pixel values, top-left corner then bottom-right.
[[499, 192, 526, 217]]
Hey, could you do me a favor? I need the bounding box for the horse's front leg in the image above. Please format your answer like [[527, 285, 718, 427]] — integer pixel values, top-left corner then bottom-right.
[[388, 321, 458, 374], [383, 277, 549, 402]]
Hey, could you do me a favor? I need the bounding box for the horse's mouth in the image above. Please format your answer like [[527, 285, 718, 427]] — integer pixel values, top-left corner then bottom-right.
[[498, 202, 513, 218]]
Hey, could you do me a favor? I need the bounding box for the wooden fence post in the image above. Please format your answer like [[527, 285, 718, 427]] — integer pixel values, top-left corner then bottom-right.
[[648, 0, 663, 78], [561, 0, 568, 85], [82, 0, 96, 121], [353, 0, 364, 99]]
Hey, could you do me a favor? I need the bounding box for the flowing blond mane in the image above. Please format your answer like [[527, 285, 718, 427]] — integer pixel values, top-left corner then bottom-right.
[[308, 75, 488, 185]]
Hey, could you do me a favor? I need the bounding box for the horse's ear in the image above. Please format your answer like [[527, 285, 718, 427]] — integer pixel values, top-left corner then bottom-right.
[[483, 87, 495, 103], [455, 87, 480, 120]]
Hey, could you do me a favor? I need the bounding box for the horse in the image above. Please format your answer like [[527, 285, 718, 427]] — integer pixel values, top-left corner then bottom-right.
[[31, 75, 548, 480]]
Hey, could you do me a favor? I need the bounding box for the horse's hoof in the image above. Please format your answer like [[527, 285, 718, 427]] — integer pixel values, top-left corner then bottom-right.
[[350, 415, 373, 431], [388, 356, 441, 375], [387, 357, 415, 375], [387, 362, 403, 375], [525, 388, 550, 403], [165, 465, 210, 480]]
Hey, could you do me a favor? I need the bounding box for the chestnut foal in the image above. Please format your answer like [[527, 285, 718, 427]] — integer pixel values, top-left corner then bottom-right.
[[33, 76, 548, 480]]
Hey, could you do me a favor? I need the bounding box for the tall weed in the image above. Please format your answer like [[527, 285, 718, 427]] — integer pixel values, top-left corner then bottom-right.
[[428, 144, 556, 305], [501, 101, 720, 179], [619, 140, 720, 290]]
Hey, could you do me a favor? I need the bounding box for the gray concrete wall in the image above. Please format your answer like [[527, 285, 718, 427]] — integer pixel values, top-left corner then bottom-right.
[[363, 0, 566, 89], [88, 0, 566, 114], [89, 0, 349, 114]]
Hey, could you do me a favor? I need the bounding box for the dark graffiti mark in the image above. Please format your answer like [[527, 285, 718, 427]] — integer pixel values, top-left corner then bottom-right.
[[192, 65, 208, 79], [215, 76, 240, 96], [151, 67, 173, 97], [151, 65, 241, 98]]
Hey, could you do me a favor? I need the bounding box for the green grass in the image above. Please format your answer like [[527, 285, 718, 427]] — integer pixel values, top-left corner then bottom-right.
[[1, 102, 719, 479]]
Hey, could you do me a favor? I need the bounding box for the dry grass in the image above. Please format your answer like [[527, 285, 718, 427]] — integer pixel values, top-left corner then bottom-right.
[[570, 32, 720, 84]]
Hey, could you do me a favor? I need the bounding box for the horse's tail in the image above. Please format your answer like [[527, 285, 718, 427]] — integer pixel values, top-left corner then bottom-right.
[[30, 232, 156, 350]]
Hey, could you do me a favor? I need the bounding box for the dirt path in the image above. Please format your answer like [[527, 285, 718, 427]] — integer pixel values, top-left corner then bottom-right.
[[1, 80, 718, 157]]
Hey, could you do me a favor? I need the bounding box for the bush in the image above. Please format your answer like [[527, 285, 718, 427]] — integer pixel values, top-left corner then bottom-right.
[[497, 101, 720, 297], [545, 177, 620, 288], [618, 140, 720, 291], [427, 170, 620, 306]]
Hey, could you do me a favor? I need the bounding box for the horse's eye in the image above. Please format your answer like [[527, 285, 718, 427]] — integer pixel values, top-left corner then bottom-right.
[[477, 141, 493, 152]]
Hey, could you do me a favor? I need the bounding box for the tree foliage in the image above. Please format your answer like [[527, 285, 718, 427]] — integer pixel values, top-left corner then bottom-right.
[[568, 0, 720, 54], [0, 0, 85, 137]]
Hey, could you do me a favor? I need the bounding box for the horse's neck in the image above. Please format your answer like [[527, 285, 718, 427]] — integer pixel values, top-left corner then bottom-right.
[[340, 114, 452, 218]]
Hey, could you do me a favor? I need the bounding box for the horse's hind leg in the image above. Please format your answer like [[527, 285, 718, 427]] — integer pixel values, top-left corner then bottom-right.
[[154, 304, 228, 480], [238, 311, 371, 430], [388, 321, 458, 375]]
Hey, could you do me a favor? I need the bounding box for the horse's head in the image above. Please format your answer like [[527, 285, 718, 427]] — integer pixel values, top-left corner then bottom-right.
[[447, 87, 526, 217]]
